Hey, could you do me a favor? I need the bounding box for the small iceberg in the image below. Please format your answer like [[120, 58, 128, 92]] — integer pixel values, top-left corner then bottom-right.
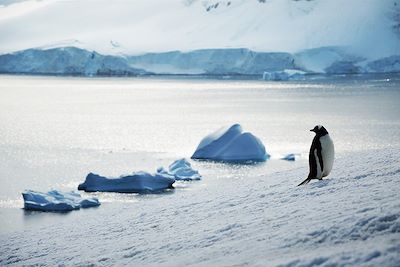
[[78, 171, 175, 193], [262, 69, 306, 81], [281, 153, 301, 161], [191, 124, 269, 163], [157, 158, 201, 181], [22, 190, 100, 212]]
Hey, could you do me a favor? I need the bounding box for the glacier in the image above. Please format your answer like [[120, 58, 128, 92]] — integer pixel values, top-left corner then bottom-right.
[[0, 47, 147, 76], [191, 124, 269, 162], [78, 171, 175, 193], [0, 46, 399, 77], [22, 190, 100, 212], [127, 49, 298, 75]]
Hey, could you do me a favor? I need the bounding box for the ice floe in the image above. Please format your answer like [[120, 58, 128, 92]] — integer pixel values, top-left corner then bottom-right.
[[22, 190, 100, 212], [191, 124, 269, 162], [78, 171, 175, 193]]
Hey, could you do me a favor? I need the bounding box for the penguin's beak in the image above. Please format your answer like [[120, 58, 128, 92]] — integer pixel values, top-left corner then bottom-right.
[[310, 129, 315, 132]]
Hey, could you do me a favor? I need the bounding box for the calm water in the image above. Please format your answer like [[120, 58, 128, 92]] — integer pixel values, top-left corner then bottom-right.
[[0, 74, 399, 233]]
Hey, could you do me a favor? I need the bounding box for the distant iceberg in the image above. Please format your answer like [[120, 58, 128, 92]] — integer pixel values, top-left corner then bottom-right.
[[191, 124, 269, 163], [262, 69, 306, 81], [157, 158, 201, 181], [78, 171, 175, 193], [22, 190, 100, 212]]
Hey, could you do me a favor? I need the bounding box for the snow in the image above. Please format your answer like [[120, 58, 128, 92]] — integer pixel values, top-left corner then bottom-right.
[[262, 69, 306, 81], [22, 190, 100, 212], [191, 124, 269, 162], [78, 171, 175, 193], [157, 158, 202, 181], [3, 148, 400, 266]]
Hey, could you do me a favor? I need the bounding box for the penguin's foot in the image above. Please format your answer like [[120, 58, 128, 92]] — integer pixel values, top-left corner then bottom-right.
[[297, 178, 311, 186]]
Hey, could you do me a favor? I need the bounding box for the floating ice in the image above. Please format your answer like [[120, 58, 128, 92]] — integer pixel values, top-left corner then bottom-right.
[[157, 158, 201, 181], [281, 153, 301, 161], [78, 171, 175, 193], [191, 124, 269, 162], [22, 190, 100, 212], [262, 69, 306, 81]]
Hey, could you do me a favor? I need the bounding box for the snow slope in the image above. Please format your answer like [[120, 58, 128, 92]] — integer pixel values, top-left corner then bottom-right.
[[0, 0, 399, 60], [1, 148, 399, 266]]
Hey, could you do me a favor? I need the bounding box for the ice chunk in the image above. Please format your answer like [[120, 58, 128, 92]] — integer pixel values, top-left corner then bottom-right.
[[281, 153, 301, 161], [78, 171, 175, 193], [191, 124, 269, 162], [262, 69, 306, 81], [157, 158, 201, 181], [22, 190, 100, 212]]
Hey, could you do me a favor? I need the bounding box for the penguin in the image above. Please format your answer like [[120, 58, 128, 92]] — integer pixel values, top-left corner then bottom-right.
[[298, 125, 335, 186]]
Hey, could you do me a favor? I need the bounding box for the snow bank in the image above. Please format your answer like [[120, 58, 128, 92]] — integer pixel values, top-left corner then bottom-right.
[[157, 158, 201, 181], [22, 190, 100, 212], [78, 172, 175, 193], [262, 69, 306, 81], [191, 124, 269, 162]]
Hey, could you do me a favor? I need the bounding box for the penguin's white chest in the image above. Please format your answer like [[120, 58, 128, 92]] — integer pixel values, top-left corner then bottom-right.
[[319, 134, 335, 177]]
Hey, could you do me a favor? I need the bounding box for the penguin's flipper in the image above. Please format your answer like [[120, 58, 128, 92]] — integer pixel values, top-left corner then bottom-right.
[[297, 178, 311, 186]]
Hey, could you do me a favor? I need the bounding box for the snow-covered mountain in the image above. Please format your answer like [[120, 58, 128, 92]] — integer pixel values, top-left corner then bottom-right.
[[0, 0, 399, 75]]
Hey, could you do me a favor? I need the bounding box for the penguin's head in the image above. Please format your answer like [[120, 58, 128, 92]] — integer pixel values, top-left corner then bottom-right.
[[310, 125, 329, 136]]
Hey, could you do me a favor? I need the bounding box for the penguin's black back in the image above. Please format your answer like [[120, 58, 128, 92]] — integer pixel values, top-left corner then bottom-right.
[[308, 136, 318, 178], [308, 135, 324, 179]]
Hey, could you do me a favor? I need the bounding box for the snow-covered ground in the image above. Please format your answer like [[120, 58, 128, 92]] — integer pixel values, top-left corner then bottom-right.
[[0, 75, 399, 266], [1, 148, 399, 266]]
